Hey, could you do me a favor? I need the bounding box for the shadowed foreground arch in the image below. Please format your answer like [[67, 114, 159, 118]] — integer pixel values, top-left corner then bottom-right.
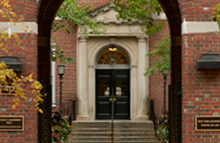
[[158, 0, 182, 142], [38, 0, 182, 142], [38, 0, 65, 143]]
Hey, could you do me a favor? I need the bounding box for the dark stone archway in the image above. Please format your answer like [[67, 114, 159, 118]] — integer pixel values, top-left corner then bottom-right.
[[37, 0, 182, 142], [38, 0, 65, 142], [158, 0, 182, 142]]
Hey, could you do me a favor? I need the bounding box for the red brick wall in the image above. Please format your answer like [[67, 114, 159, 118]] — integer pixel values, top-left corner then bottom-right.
[[180, 0, 220, 142], [182, 33, 220, 142], [0, 0, 38, 142], [181, 0, 216, 22], [149, 21, 170, 117], [0, 33, 38, 143], [52, 22, 77, 114], [3, 0, 220, 143], [0, 0, 38, 22]]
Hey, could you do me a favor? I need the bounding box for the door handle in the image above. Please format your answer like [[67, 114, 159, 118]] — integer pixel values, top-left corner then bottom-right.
[[109, 95, 116, 102]]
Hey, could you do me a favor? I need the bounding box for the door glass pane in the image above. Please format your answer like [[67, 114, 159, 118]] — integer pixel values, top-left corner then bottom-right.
[[97, 75, 110, 96], [116, 87, 122, 96], [115, 76, 128, 96], [104, 87, 110, 96]]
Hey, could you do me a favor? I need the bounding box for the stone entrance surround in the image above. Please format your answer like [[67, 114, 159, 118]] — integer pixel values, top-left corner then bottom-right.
[[76, 5, 150, 121]]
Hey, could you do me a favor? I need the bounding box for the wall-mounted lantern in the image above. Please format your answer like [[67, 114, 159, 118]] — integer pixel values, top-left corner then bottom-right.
[[0, 56, 22, 72], [197, 54, 220, 70]]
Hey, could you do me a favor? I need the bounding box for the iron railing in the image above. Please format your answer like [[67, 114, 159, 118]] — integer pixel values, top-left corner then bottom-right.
[[68, 100, 76, 125], [168, 85, 171, 142], [150, 100, 158, 136], [177, 90, 182, 143]]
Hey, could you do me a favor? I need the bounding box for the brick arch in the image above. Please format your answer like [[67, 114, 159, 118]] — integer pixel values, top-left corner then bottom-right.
[[38, 1, 65, 143], [157, 0, 182, 143], [158, 0, 181, 36], [159, 0, 182, 143], [37, 0, 182, 142]]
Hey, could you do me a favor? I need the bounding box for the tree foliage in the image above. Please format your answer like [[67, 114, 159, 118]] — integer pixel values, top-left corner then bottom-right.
[[0, 0, 44, 113], [212, 3, 220, 32], [0, 0, 24, 52], [114, 0, 170, 75], [114, 0, 164, 35], [53, 0, 106, 35], [52, 0, 108, 64], [145, 35, 170, 76]]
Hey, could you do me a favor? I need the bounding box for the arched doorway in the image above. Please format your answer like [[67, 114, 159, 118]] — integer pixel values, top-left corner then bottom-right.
[[38, 0, 182, 142], [95, 46, 130, 119]]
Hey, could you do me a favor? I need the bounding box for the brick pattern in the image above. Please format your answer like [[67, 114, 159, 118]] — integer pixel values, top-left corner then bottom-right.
[[3, 0, 220, 143], [149, 20, 170, 117], [0, 33, 38, 143], [52, 22, 77, 114], [181, 0, 217, 21], [0, 0, 38, 22], [182, 33, 220, 143]]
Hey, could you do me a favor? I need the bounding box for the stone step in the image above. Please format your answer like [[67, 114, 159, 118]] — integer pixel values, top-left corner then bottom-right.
[[72, 128, 111, 132], [114, 128, 154, 132], [69, 121, 161, 143], [69, 141, 161, 143], [72, 120, 154, 124], [113, 132, 156, 136], [71, 136, 158, 141], [114, 136, 158, 141], [113, 124, 154, 128], [70, 136, 112, 141], [114, 141, 162, 143], [71, 132, 112, 136], [71, 132, 156, 137], [72, 121, 111, 127], [113, 120, 154, 125], [68, 141, 112, 143]]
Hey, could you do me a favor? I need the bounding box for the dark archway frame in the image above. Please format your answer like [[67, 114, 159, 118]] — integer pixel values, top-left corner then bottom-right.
[[37, 0, 182, 142]]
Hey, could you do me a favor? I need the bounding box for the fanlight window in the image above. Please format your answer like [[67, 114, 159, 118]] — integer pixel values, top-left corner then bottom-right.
[[97, 49, 129, 65]]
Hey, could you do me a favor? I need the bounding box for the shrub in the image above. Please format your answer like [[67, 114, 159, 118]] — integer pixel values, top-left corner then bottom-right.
[[52, 112, 72, 143], [156, 123, 169, 143]]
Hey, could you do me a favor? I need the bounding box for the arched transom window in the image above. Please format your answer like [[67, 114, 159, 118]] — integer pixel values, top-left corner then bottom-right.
[[97, 48, 129, 65], [95, 46, 130, 69]]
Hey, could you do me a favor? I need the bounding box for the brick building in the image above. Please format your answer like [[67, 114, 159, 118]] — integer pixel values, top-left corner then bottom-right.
[[51, 2, 170, 121], [0, 0, 220, 143]]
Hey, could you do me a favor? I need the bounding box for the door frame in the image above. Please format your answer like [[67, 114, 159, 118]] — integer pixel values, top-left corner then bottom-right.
[[76, 36, 149, 121]]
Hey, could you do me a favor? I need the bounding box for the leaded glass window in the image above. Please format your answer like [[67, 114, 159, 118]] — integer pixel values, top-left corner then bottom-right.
[[97, 49, 129, 65]]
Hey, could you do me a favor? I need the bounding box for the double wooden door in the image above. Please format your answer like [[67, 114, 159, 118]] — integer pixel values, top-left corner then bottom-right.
[[96, 69, 130, 119]]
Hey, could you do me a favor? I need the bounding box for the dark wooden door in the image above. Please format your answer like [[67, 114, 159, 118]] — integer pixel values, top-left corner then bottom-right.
[[96, 69, 130, 119]]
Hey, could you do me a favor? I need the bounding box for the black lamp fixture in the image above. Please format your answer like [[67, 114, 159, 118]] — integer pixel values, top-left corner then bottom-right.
[[58, 64, 65, 77], [58, 64, 65, 112], [197, 53, 220, 70], [162, 68, 169, 114], [108, 44, 117, 64]]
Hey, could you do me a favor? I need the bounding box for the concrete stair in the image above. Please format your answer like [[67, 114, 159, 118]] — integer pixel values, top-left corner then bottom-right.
[[69, 121, 162, 143]]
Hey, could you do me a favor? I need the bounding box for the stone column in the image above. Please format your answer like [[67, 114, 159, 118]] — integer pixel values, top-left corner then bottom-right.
[[131, 65, 137, 120], [77, 37, 89, 120], [88, 65, 94, 120], [136, 36, 149, 120]]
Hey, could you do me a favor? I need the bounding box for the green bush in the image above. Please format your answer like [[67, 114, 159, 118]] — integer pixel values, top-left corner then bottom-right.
[[156, 123, 169, 143], [51, 112, 72, 143]]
